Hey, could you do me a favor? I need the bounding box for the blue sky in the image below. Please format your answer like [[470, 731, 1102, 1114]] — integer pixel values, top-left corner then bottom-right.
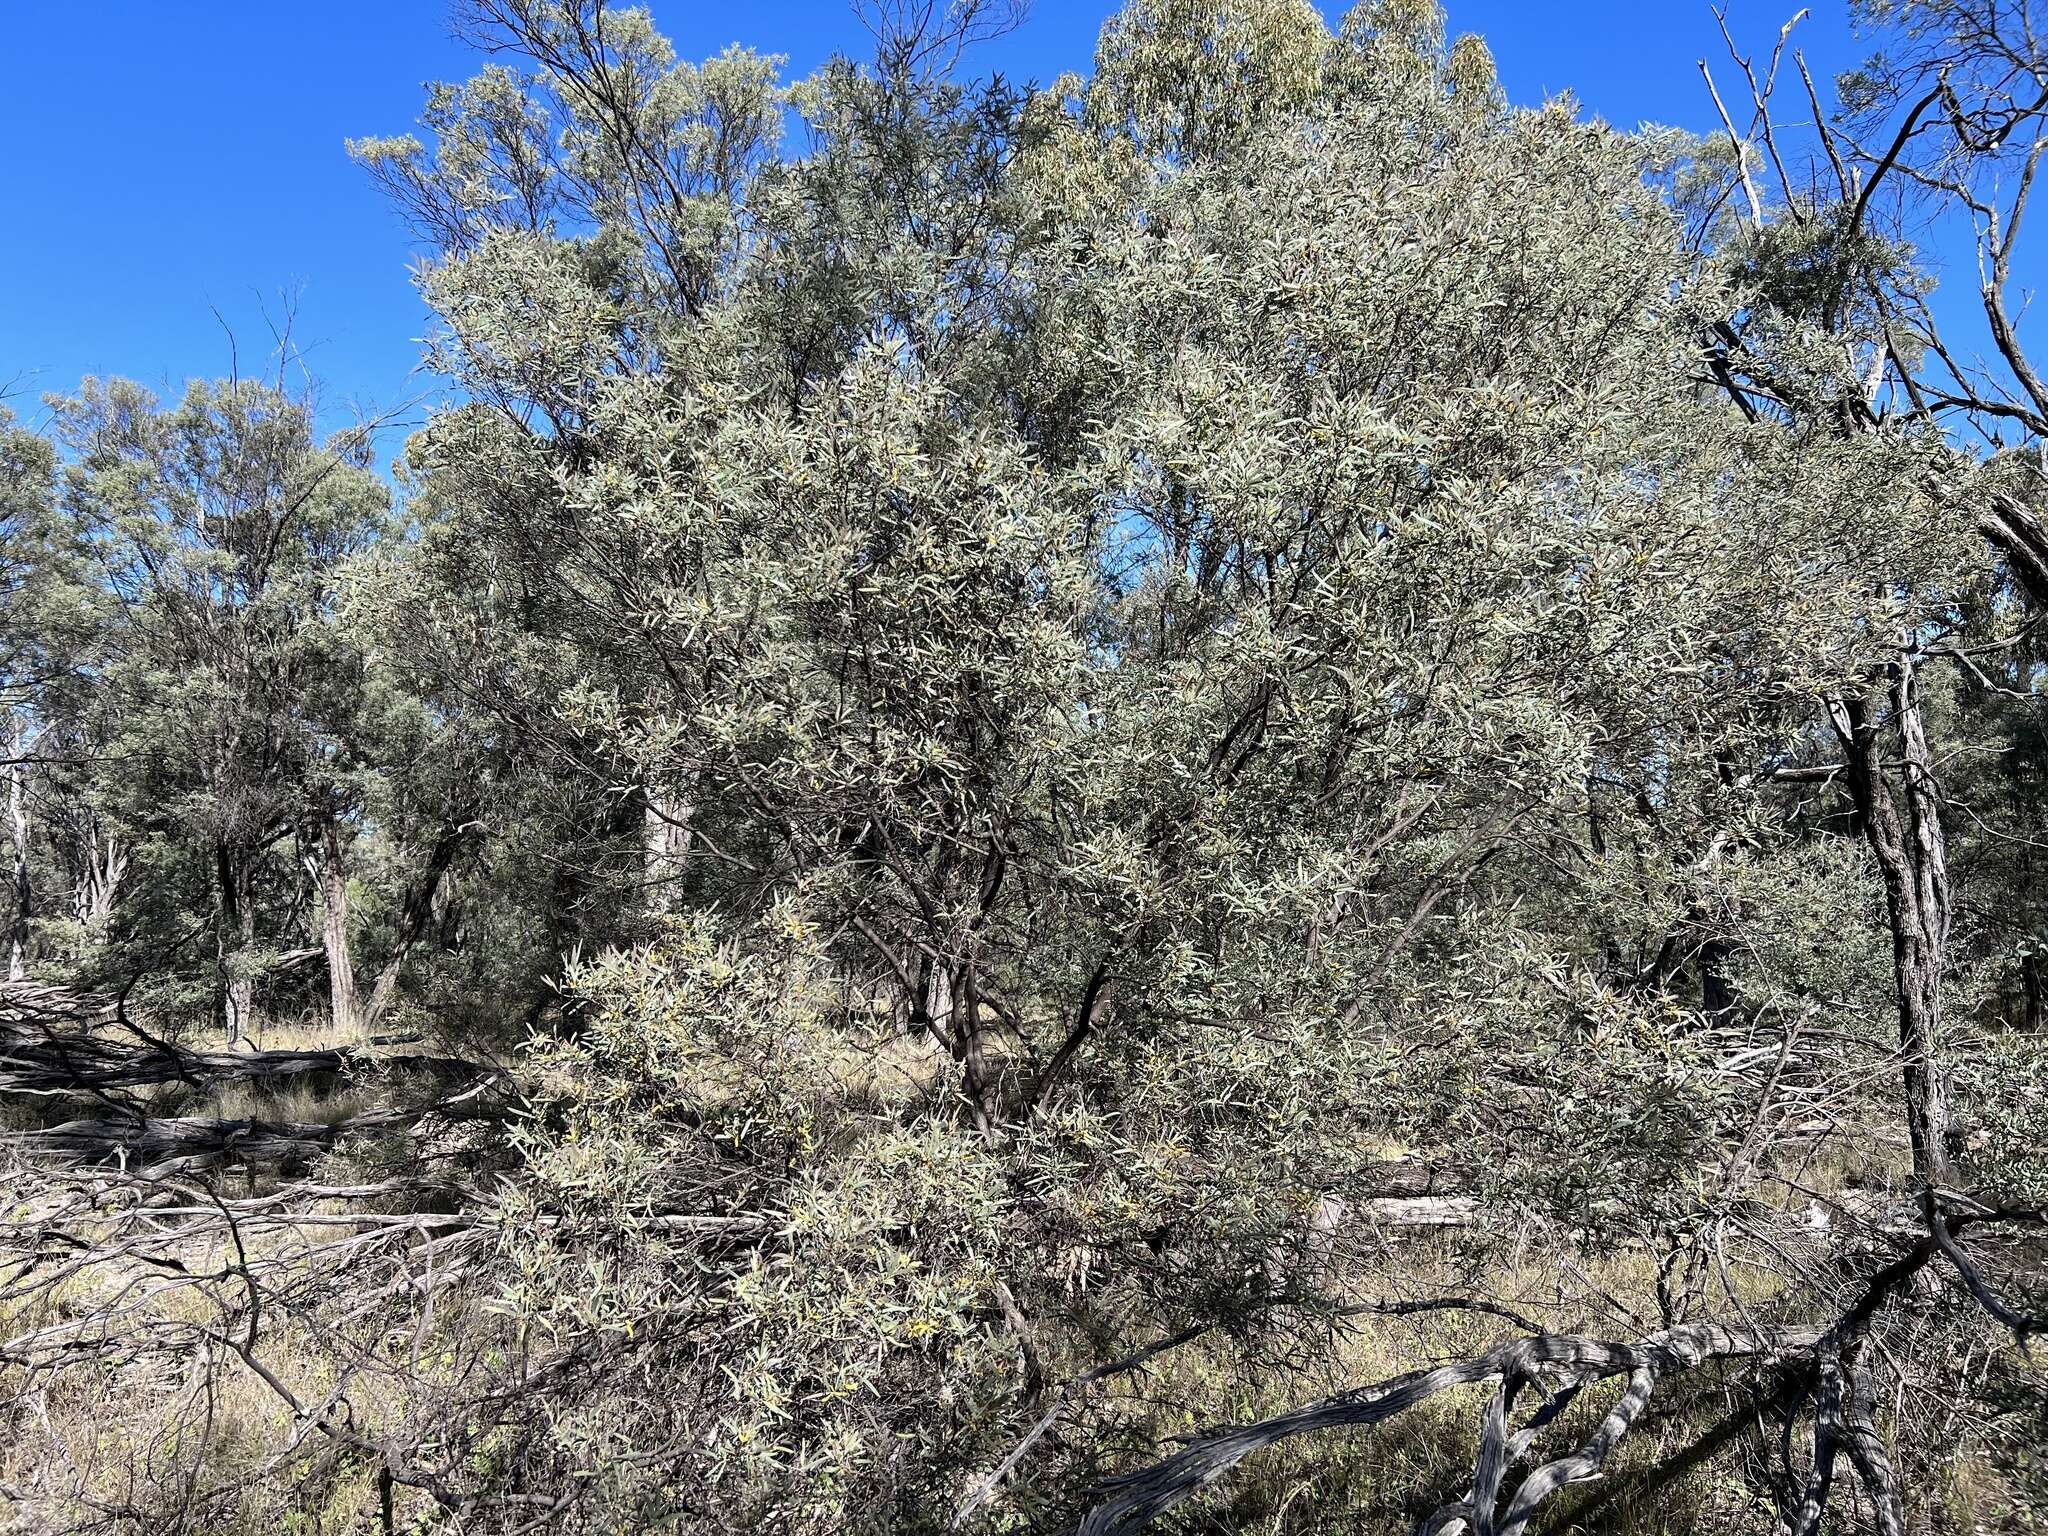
[[0, 1, 1945, 447]]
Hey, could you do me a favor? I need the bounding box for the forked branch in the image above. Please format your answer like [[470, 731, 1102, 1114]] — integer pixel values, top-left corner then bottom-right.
[[1071, 1322, 1818, 1536]]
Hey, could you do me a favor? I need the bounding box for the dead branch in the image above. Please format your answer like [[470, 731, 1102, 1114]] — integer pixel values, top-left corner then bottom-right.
[[1071, 1322, 1820, 1536]]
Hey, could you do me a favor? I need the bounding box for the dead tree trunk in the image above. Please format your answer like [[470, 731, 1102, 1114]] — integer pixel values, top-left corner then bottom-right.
[[1827, 661, 1953, 1188], [1071, 1322, 1823, 1536]]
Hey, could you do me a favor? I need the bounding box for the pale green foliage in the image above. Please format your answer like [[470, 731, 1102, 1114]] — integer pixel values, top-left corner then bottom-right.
[[1087, 0, 1330, 158], [347, 2, 2016, 1524], [349, 7, 788, 324], [504, 917, 1019, 1521], [25, 379, 468, 1025], [0, 408, 81, 707], [423, 228, 624, 410], [8, 2, 2042, 1533]]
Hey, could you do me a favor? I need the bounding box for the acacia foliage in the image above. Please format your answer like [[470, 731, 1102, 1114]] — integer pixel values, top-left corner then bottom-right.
[[335, 0, 2047, 1527]]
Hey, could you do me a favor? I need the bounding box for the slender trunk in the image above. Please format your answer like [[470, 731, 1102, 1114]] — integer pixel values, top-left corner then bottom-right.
[[1699, 936, 1736, 1027], [218, 842, 257, 1045], [224, 958, 255, 1043], [362, 961, 402, 1033], [430, 860, 459, 945], [923, 959, 954, 1041], [91, 834, 125, 934], [1034, 960, 1117, 1115], [314, 819, 361, 1036], [955, 960, 998, 1133], [7, 713, 30, 981], [360, 823, 474, 1031], [71, 821, 124, 938], [1889, 663, 1955, 1186], [1828, 666, 1953, 1187]]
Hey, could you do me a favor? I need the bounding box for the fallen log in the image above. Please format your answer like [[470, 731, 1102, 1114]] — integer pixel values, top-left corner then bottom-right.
[[0, 1029, 484, 1096], [1360, 1193, 1479, 1228], [1, 983, 479, 1098], [1071, 1321, 1822, 1536], [21, 1114, 349, 1171], [14, 1072, 515, 1174]]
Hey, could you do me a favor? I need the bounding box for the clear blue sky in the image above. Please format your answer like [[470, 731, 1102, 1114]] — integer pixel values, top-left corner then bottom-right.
[[0, 1, 1953, 448]]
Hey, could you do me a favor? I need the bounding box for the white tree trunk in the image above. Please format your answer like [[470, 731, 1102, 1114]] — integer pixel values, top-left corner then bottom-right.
[[643, 782, 696, 914], [313, 819, 361, 1037]]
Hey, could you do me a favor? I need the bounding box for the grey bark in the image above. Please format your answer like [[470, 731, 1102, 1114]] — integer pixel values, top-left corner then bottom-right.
[[313, 817, 362, 1036], [1827, 662, 1954, 1188], [643, 781, 695, 914], [7, 713, 28, 982], [1073, 1323, 1819, 1536]]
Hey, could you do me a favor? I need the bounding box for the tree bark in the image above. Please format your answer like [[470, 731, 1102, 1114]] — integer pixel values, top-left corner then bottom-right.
[[1827, 665, 1953, 1187], [7, 712, 30, 982], [1699, 936, 1737, 1028], [1980, 493, 2048, 613], [642, 781, 695, 915], [314, 817, 362, 1036], [360, 822, 475, 1030], [1073, 1322, 1822, 1536], [218, 841, 258, 1045], [71, 824, 124, 938]]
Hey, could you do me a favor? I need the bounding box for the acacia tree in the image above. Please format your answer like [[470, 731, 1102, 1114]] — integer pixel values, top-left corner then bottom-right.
[[1, 3, 2043, 1534], [326, 0, 2044, 1529]]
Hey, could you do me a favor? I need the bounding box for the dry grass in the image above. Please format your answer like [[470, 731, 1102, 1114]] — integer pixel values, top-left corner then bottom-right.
[[0, 1185, 470, 1536], [0, 1303, 405, 1535], [1, 1225, 2034, 1535], [1057, 1246, 1807, 1536], [194, 1079, 373, 1127], [1, 1004, 2029, 1533]]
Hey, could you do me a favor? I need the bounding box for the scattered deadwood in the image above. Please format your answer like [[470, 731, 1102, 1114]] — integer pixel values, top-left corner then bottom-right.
[[1, 996, 479, 1097], [12, 1070, 514, 1173], [1, 984, 513, 1173], [1070, 1196, 2048, 1536], [0, 1033, 479, 1095], [20, 1113, 351, 1169], [953, 1293, 1550, 1529], [1360, 1193, 1478, 1229], [1349, 1160, 1471, 1199]]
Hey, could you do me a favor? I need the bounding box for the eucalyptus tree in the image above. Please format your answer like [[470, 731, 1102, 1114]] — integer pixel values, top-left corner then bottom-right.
[[1682, 0, 2048, 1229], [0, 407, 108, 980], [1, 409, 62, 978], [45, 377, 472, 1037]]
